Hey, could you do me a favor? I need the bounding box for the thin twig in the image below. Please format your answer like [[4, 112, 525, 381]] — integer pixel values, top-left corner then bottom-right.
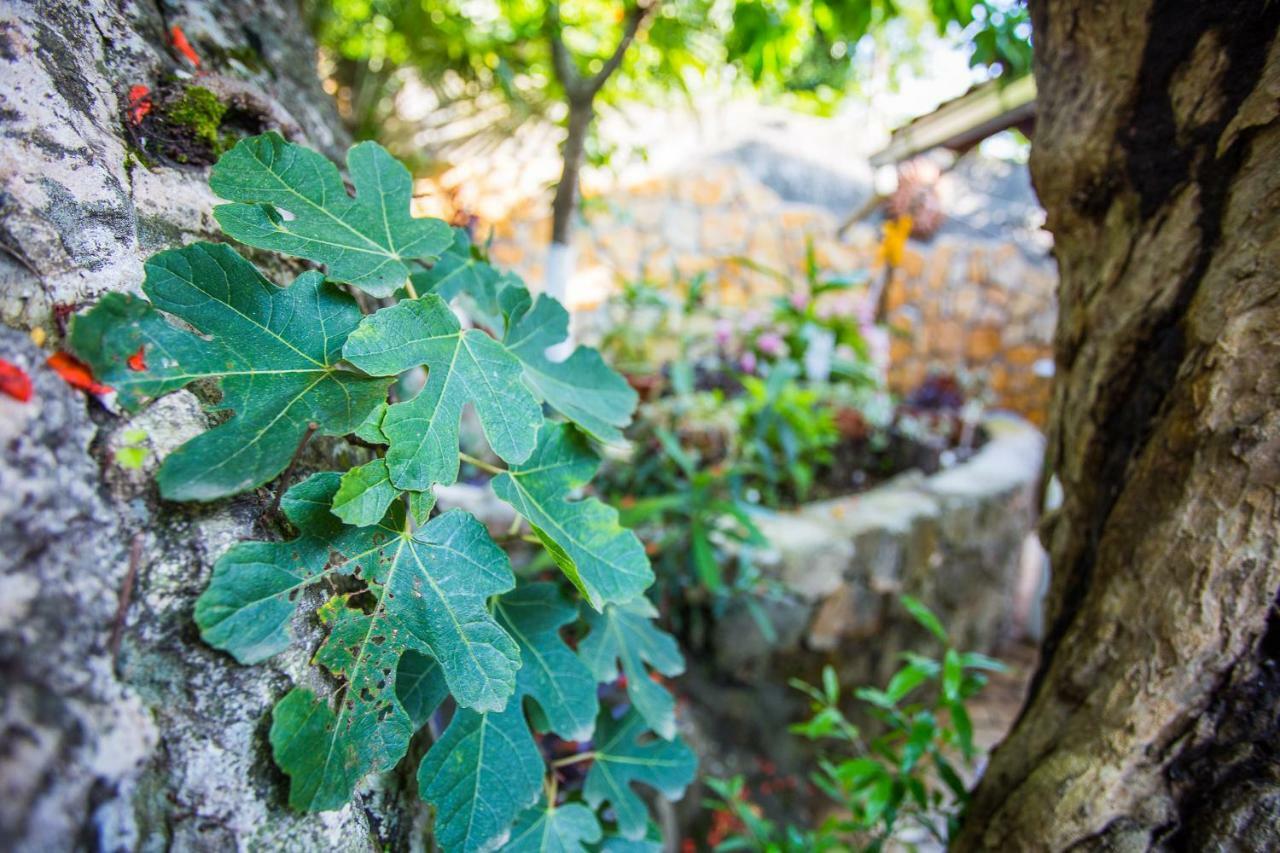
[[109, 533, 145, 671], [550, 750, 596, 768], [458, 451, 505, 476], [268, 422, 318, 518]]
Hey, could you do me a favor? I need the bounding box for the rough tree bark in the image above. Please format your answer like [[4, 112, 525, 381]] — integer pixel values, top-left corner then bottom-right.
[[955, 1, 1280, 850], [0, 2, 426, 849]]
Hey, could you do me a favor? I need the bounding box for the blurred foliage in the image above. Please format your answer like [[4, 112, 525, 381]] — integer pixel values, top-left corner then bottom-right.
[[706, 596, 1008, 851], [736, 363, 839, 505], [304, 0, 1034, 151]]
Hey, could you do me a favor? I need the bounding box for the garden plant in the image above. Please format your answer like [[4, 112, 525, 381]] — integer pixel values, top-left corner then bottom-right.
[[69, 132, 693, 850]]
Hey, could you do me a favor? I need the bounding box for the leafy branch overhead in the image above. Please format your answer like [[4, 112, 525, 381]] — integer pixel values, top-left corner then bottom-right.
[[74, 132, 694, 849]]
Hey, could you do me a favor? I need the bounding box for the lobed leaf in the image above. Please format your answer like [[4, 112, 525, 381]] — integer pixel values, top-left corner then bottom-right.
[[199, 474, 520, 810], [502, 292, 638, 444], [418, 700, 544, 852], [583, 710, 697, 840], [492, 424, 653, 610], [70, 243, 390, 501], [505, 799, 602, 853], [494, 582, 599, 742], [210, 133, 452, 296], [343, 295, 543, 491], [577, 597, 684, 740], [195, 473, 358, 664]]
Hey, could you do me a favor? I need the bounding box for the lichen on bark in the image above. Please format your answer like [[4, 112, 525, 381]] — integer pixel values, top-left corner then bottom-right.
[[0, 2, 424, 849]]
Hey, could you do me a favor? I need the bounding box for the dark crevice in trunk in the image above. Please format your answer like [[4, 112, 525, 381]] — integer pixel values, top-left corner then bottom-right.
[[1157, 582, 1280, 848]]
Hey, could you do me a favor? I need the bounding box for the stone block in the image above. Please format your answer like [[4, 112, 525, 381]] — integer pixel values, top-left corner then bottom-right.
[[966, 325, 1003, 361], [931, 320, 965, 357], [753, 514, 853, 601], [1006, 343, 1046, 367], [953, 286, 981, 318], [702, 209, 751, 254], [712, 593, 810, 676], [808, 582, 882, 650]]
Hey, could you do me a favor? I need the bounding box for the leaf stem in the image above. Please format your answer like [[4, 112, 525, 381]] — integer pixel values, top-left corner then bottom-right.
[[458, 451, 505, 476], [403, 277, 418, 299], [268, 421, 319, 518], [550, 750, 596, 768]]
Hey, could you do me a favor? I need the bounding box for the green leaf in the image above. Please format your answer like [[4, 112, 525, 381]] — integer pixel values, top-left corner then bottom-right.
[[885, 662, 930, 703], [418, 700, 544, 851], [408, 489, 436, 524], [195, 473, 354, 664], [343, 295, 543, 490], [502, 294, 638, 444], [395, 650, 448, 728], [202, 485, 520, 811], [833, 757, 885, 790], [505, 799, 603, 853], [70, 243, 389, 501], [960, 652, 1007, 673], [942, 648, 963, 702], [823, 665, 840, 704], [410, 227, 514, 333], [495, 582, 600, 741], [934, 753, 968, 801], [584, 710, 697, 840], [900, 595, 948, 644], [491, 424, 652, 609], [412, 228, 501, 301], [209, 133, 452, 296], [599, 825, 663, 852], [578, 597, 684, 740], [690, 519, 722, 592], [950, 699, 974, 761], [901, 712, 936, 773], [353, 402, 389, 444], [331, 458, 401, 527]]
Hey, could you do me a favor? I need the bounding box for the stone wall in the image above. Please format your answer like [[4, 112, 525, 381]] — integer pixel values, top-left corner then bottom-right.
[[437, 162, 1058, 423], [883, 240, 1057, 425], [681, 416, 1044, 775], [0, 3, 419, 849]]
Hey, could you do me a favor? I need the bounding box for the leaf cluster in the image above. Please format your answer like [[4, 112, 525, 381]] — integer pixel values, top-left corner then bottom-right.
[[706, 595, 1006, 851], [71, 133, 696, 850]]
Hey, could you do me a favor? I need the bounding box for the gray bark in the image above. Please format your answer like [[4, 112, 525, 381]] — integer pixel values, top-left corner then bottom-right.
[[0, 2, 423, 849], [956, 1, 1280, 849]]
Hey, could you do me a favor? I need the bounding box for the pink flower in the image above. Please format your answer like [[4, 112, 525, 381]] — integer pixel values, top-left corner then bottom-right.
[[739, 351, 758, 374], [715, 320, 733, 347], [790, 292, 808, 311], [756, 332, 786, 358]]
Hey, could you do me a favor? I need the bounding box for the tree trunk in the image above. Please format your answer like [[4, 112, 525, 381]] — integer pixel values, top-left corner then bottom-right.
[[955, 2, 1280, 850], [550, 98, 593, 248], [0, 3, 425, 849], [544, 97, 593, 312]]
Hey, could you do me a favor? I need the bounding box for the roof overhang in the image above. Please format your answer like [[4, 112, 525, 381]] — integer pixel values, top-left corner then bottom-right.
[[870, 74, 1037, 167]]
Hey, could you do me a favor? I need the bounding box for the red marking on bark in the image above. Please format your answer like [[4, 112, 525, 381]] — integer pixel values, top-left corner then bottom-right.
[[170, 25, 201, 67], [127, 85, 152, 124], [0, 360, 33, 402], [127, 346, 147, 372], [52, 302, 78, 337], [47, 352, 112, 395]]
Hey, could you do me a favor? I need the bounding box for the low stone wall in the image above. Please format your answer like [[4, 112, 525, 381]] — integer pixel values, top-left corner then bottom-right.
[[721, 414, 1041, 682], [681, 415, 1044, 783]]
